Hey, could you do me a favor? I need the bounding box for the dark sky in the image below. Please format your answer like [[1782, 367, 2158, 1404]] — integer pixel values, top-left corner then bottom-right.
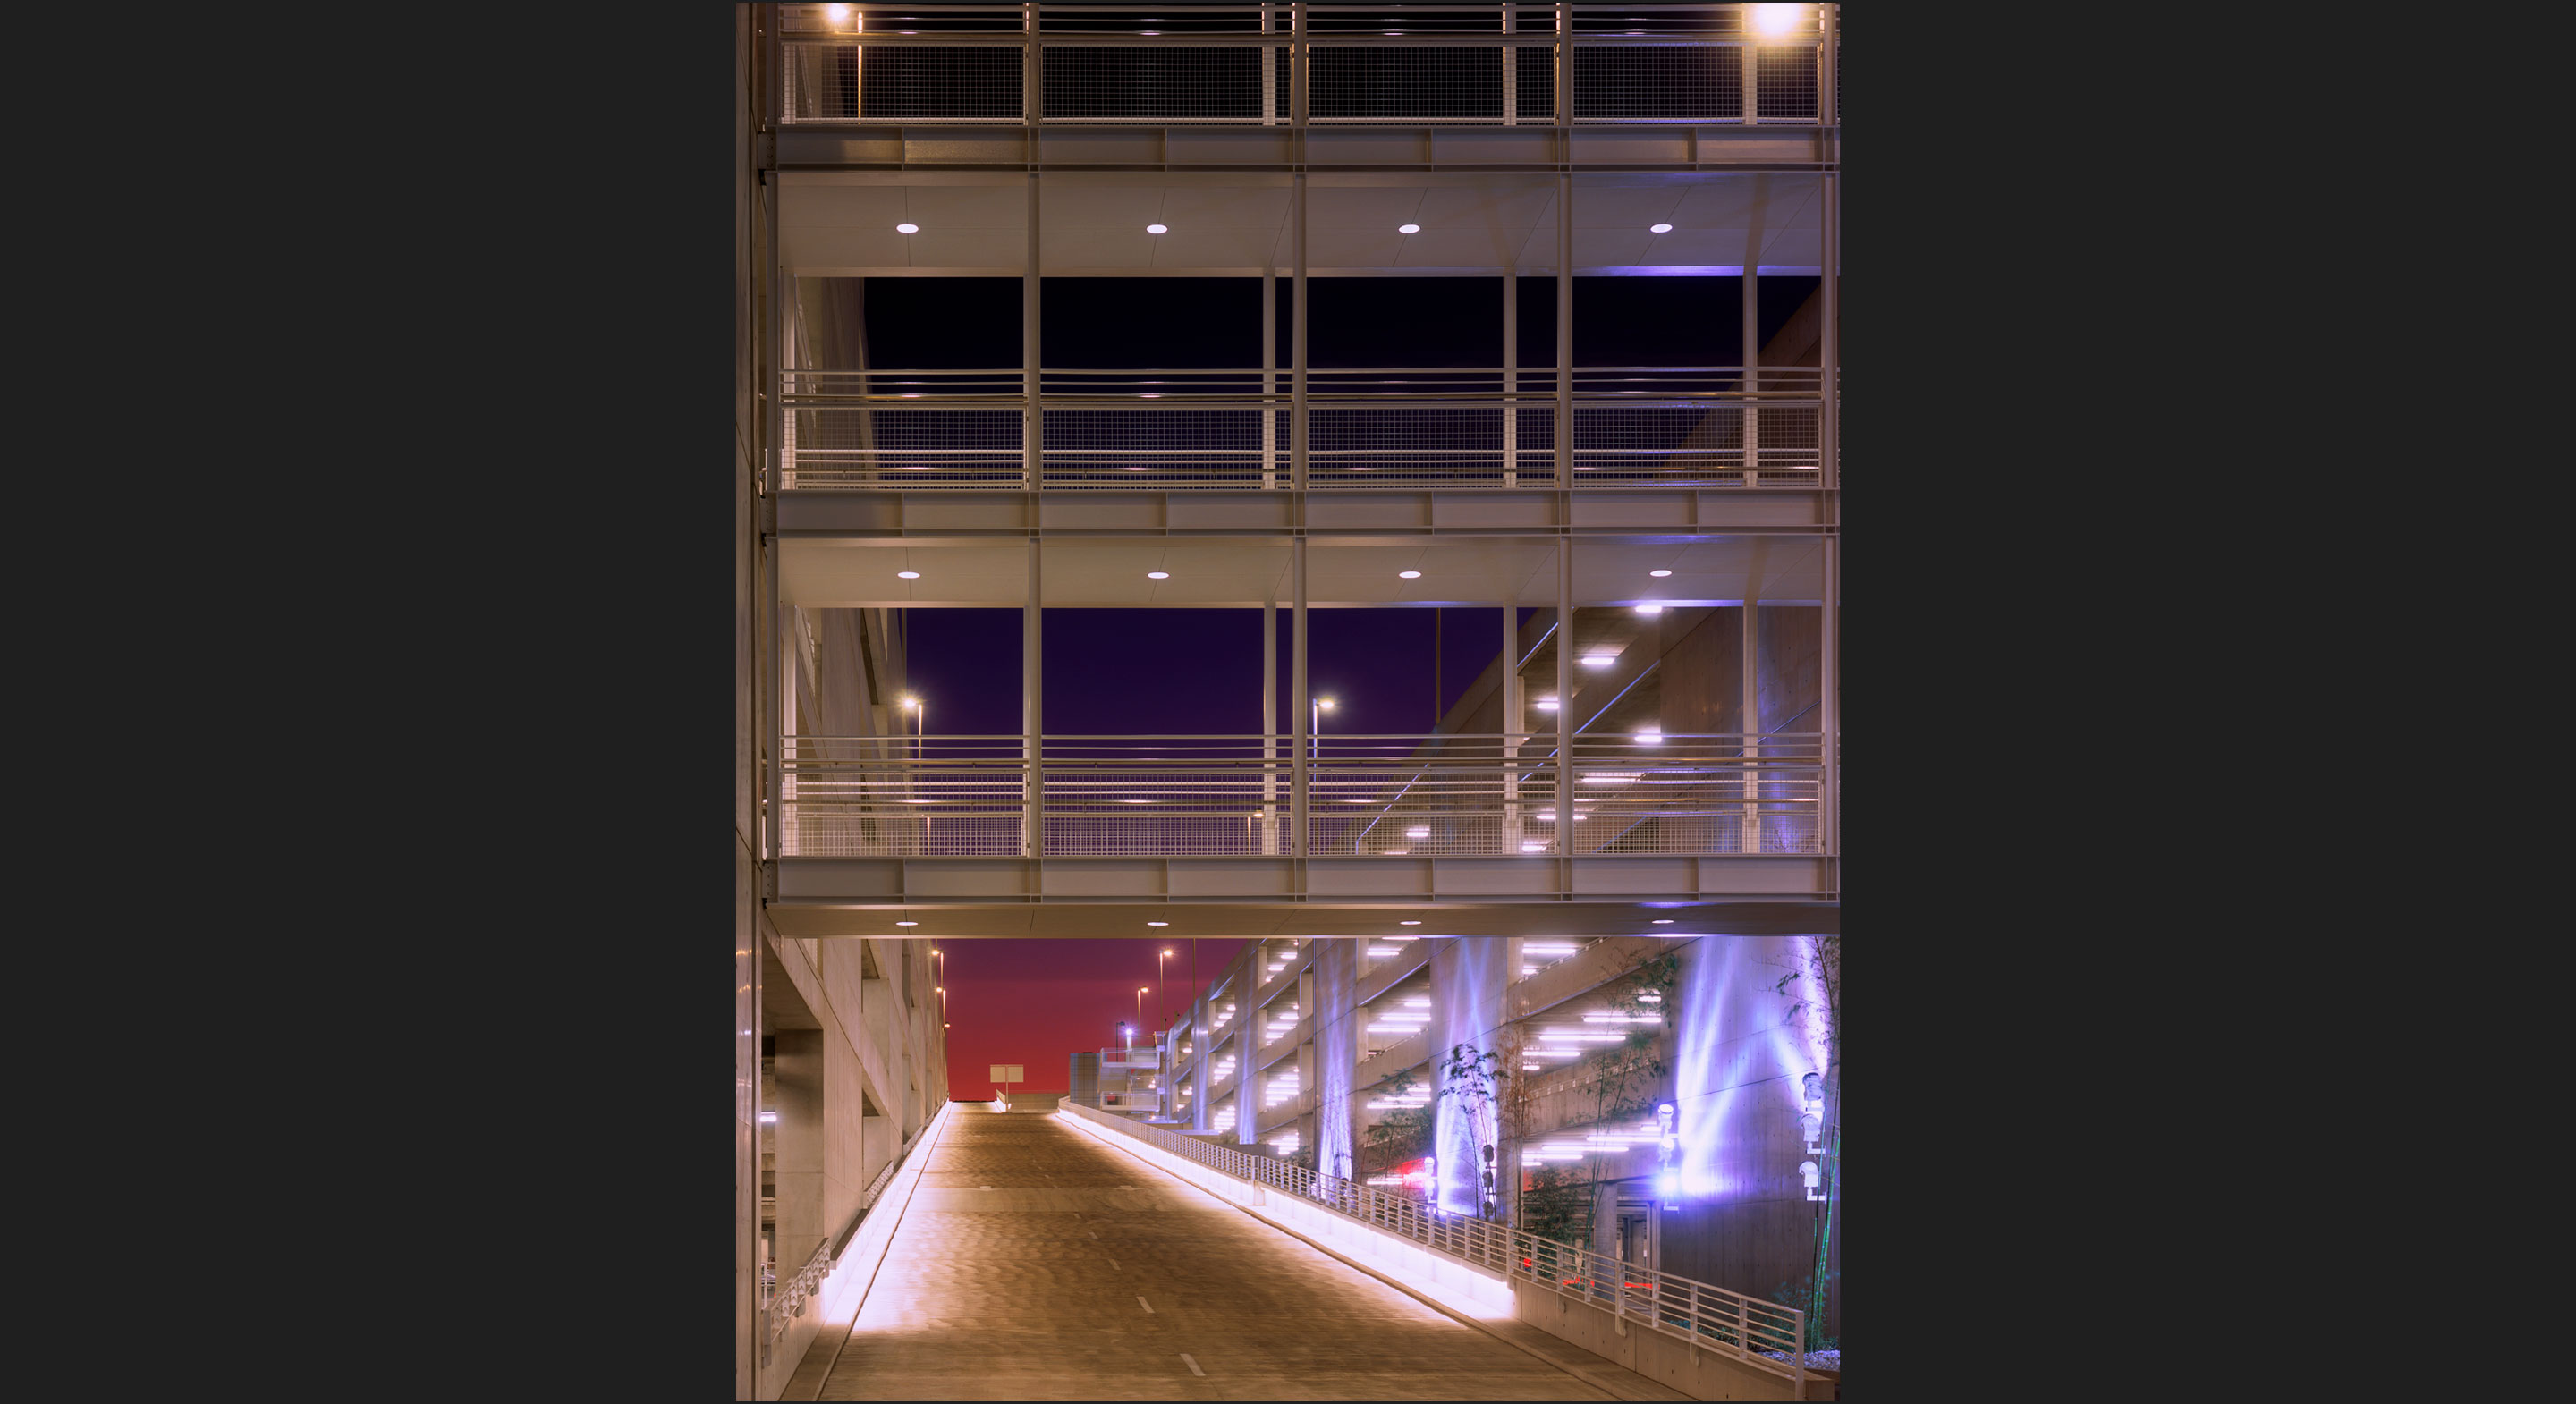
[[945, 937, 1252, 1097], [873, 274, 1811, 1100]]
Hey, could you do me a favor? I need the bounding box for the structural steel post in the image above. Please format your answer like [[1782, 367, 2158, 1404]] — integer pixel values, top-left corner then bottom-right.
[[1555, 544, 1574, 856], [1263, 267, 1277, 489], [1502, 267, 1517, 488], [1818, 159, 1838, 854], [1741, 598, 1761, 853], [1502, 602, 1521, 852], [1264, 601, 1278, 854], [1555, 171, 1572, 490], [1741, 217, 1761, 487], [1500, 3, 1516, 126], [1261, 3, 1276, 126], [1292, 173, 1308, 491], [1024, 171, 1041, 488], [1741, 11, 1760, 126], [1025, 537, 1043, 857], [1291, 540, 1309, 858]]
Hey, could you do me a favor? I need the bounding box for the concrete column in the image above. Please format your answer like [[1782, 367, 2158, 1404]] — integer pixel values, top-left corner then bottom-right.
[[1191, 991, 1214, 1129], [772, 1029, 826, 1272], [1024, 538, 1043, 857]]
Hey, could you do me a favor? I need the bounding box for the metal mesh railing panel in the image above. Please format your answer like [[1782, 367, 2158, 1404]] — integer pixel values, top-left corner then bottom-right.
[[1039, 408, 1282, 487], [1057, 1100, 1809, 1383], [784, 43, 1025, 123], [1755, 44, 1819, 122], [1309, 46, 1504, 123], [1569, 402, 1821, 486], [785, 405, 1027, 489], [1043, 45, 1270, 121], [1572, 43, 1741, 123]]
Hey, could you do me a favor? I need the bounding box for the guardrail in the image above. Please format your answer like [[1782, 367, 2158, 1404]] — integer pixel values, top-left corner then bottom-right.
[[778, 4, 1834, 129], [1058, 1097, 1809, 1391], [782, 368, 1825, 491], [760, 1104, 945, 1366], [780, 732, 1823, 858]]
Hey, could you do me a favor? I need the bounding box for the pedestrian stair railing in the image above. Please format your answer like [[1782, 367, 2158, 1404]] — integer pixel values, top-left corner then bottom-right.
[[1059, 1098, 1809, 1391], [760, 1102, 948, 1367]]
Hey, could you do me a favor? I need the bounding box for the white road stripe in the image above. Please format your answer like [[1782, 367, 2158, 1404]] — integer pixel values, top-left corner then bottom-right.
[[1181, 1354, 1205, 1376], [1137, 1296, 1155, 1314]]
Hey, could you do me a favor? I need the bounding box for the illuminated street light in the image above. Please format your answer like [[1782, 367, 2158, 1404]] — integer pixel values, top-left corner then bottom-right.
[[1751, 4, 1807, 39], [1312, 696, 1337, 760]]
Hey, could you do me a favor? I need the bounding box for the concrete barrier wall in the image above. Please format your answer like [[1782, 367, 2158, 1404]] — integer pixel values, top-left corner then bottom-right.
[[759, 1100, 957, 1400], [1056, 1109, 1518, 1323]]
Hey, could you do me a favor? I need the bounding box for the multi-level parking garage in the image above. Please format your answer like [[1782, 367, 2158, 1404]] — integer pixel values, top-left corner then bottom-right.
[[734, 6, 1839, 1398]]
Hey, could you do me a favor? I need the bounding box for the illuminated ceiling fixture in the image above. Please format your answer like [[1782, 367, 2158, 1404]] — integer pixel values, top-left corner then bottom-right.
[[896, 223, 919, 233], [1635, 727, 1664, 745], [1148, 921, 1169, 926], [1400, 919, 1421, 925], [1147, 224, 1169, 234], [1398, 224, 1422, 234], [1581, 655, 1616, 668], [1650, 223, 1674, 233], [1650, 569, 1673, 577], [826, 4, 850, 23], [1147, 571, 1170, 579], [1635, 604, 1665, 615], [1404, 826, 1429, 839], [1751, 3, 1808, 38], [1399, 571, 1422, 579], [896, 920, 919, 926], [1535, 698, 1560, 711], [1650, 918, 1674, 925], [897, 571, 921, 579]]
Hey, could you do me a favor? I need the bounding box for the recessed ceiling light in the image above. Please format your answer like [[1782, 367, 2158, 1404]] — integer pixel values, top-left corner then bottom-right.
[[1650, 569, 1673, 577], [1147, 224, 1169, 234], [1148, 921, 1169, 926], [896, 223, 919, 233], [1147, 571, 1170, 579], [1399, 571, 1422, 579], [1650, 223, 1674, 233], [1635, 605, 1664, 615], [1399, 224, 1421, 233], [897, 920, 919, 926], [1399, 919, 1422, 925], [897, 571, 921, 579], [1535, 698, 1560, 710], [1650, 918, 1674, 924]]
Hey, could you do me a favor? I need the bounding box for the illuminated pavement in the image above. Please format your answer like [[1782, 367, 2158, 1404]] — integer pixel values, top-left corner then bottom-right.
[[795, 1105, 1658, 1401]]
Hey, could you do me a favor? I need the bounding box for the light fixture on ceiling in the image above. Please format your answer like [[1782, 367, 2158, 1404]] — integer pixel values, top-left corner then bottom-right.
[[1581, 655, 1616, 668], [1147, 571, 1170, 579], [1148, 921, 1169, 926], [1535, 698, 1560, 711], [1650, 569, 1673, 577], [1399, 571, 1422, 579], [1404, 827, 1429, 839], [1399, 224, 1422, 233], [896, 223, 919, 233], [896, 920, 919, 926], [1147, 224, 1169, 234], [1751, 4, 1808, 38], [826, 4, 850, 23], [1635, 605, 1665, 615], [1650, 918, 1674, 925], [1400, 919, 1422, 925], [1650, 223, 1674, 233], [898, 571, 921, 579]]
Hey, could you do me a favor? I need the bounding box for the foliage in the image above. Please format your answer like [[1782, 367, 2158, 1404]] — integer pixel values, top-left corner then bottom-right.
[[1441, 1043, 1506, 1217], [1767, 935, 1842, 1344], [1360, 1070, 1435, 1174], [1767, 1271, 1841, 1353], [1518, 1163, 1596, 1248]]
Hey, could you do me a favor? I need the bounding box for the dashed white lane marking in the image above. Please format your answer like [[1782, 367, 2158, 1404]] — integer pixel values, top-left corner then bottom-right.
[[1107, 1256, 1121, 1269], [1181, 1354, 1205, 1376], [1137, 1296, 1155, 1314]]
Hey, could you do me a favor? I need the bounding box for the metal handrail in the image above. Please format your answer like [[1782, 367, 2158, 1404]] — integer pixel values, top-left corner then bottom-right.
[[1060, 1099, 1806, 1391], [760, 1101, 950, 1366]]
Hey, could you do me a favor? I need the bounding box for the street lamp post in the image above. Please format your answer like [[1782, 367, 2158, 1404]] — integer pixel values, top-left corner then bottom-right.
[[1311, 696, 1336, 761], [1157, 947, 1174, 1029]]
